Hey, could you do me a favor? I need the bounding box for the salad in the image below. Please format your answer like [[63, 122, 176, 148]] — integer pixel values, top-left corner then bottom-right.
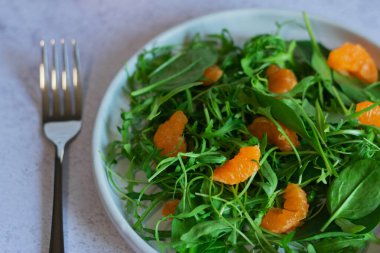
[[105, 13, 380, 253]]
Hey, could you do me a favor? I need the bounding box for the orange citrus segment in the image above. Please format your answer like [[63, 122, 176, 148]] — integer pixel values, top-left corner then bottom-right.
[[266, 65, 298, 93], [261, 208, 300, 234], [162, 199, 180, 217], [355, 101, 380, 127], [248, 117, 300, 152], [283, 183, 309, 220], [327, 42, 378, 84], [266, 65, 281, 76], [203, 65, 223, 86], [212, 146, 261, 185], [153, 111, 188, 156], [261, 184, 308, 234]]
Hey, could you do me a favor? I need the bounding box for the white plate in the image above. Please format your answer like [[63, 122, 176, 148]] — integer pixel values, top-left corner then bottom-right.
[[92, 9, 380, 252]]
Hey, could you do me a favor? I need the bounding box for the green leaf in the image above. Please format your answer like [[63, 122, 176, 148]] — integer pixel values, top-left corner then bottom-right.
[[282, 76, 319, 98], [174, 204, 210, 219], [148, 82, 202, 120], [364, 81, 380, 99], [312, 235, 369, 253], [335, 218, 366, 234], [295, 207, 333, 240], [322, 159, 380, 231], [315, 100, 327, 141], [302, 14, 332, 84], [187, 240, 229, 253], [244, 89, 310, 139], [333, 71, 369, 102], [302, 99, 316, 117], [303, 12, 352, 106], [180, 220, 232, 244], [351, 204, 380, 233], [241, 34, 290, 77], [131, 47, 217, 96], [203, 118, 245, 138], [257, 161, 278, 197], [307, 244, 317, 253]]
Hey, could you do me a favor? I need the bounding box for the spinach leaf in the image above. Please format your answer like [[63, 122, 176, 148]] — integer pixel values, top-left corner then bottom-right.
[[335, 218, 366, 234], [131, 47, 217, 96], [351, 204, 380, 233], [243, 89, 310, 139], [306, 244, 317, 253], [333, 71, 369, 102], [364, 81, 380, 100], [312, 235, 369, 253], [293, 39, 330, 63], [322, 159, 380, 231], [295, 207, 333, 240]]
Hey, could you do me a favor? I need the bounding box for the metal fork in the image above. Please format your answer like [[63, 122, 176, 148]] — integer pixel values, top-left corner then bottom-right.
[[40, 39, 82, 253]]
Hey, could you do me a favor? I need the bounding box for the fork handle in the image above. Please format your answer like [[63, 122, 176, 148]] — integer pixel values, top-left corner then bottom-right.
[[49, 148, 64, 253]]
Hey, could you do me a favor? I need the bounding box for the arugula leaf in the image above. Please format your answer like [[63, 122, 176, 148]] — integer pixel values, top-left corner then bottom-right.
[[258, 161, 278, 197], [180, 219, 233, 244], [302, 14, 332, 84], [303, 13, 352, 107], [282, 75, 319, 98], [241, 34, 295, 77]]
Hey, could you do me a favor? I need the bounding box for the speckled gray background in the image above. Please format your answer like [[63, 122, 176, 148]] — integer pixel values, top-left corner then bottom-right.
[[1, 0, 379, 252]]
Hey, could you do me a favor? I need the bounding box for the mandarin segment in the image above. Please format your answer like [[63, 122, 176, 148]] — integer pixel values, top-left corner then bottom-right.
[[283, 183, 309, 220], [212, 146, 261, 185], [260, 208, 300, 234], [355, 101, 380, 128], [162, 199, 180, 217], [266, 64, 281, 76], [153, 111, 188, 156], [327, 42, 378, 84], [248, 117, 300, 152], [203, 65, 224, 86], [266, 65, 298, 93], [261, 184, 309, 234]]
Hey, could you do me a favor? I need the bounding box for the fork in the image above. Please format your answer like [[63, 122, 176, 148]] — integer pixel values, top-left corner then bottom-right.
[[40, 39, 82, 253]]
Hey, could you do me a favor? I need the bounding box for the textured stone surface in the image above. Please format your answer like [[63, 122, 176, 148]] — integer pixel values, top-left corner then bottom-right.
[[0, 0, 379, 252]]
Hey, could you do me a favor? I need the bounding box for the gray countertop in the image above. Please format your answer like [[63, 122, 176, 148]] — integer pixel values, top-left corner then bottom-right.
[[1, 0, 379, 252]]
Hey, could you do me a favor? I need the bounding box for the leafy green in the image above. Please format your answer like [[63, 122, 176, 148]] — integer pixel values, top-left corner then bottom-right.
[[322, 159, 380, 231], [131, 47, 217, 96], [241, 89, 310, 139], [352, 204, 380, 233], [311, 234, 370, 253], [335, 218, 366, 234]]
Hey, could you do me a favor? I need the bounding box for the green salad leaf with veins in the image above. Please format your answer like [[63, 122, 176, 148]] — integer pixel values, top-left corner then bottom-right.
[[104, 13, 380, 253]]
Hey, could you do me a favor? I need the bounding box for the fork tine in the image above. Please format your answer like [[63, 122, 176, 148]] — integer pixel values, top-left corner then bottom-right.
[[51, 39, 61, 117], [40, 40, 50, 120], [72, 40, 82, 118], [61, 39, 72, 117]]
